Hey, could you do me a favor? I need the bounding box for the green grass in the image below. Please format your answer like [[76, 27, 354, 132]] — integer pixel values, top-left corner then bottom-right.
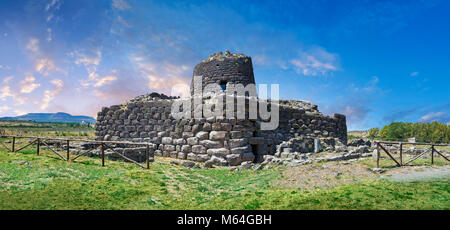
[[0, 149, 448, 210], [0, 120, 95, 138]]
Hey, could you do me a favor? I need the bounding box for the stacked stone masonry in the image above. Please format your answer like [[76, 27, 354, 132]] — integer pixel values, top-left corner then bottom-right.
[[95, 51, 347, 166]]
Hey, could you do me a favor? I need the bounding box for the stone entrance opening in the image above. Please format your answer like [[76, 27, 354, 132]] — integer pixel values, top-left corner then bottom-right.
[[251, 145, 259, 163], [251, 144, 258, 163], [220, 80, 227, 91]]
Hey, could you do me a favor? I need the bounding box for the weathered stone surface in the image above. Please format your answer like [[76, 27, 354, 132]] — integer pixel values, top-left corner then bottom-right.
[[226, 154, 242, 166], [181, 145, 191, 153], [207, 148, 230, 157], [192, 145, 207, 154], [178, 152, 187, 159], [187, 153, 197, 161], [209, 131, 227, 141], [241, 152, 255, 162], [180, 160, 196, 168], [195, 131, 209, 140], [161, 137, 172, 144], [197, 154, 210, 162], [199, 140, 222, 148], [95, 51, 348, 166], [187, 137, 199, 145], [231, 146, 251, 155], [228, 138, 248, 148], [204, 160, 214, 168], [210, 155, 227, 166]]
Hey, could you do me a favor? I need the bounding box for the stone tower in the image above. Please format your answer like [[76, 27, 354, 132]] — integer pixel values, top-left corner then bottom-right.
[[190, 50, 256, 96]]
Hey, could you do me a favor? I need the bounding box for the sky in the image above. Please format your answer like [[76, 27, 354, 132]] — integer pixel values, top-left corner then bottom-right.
[[0, 0, 449, 130]]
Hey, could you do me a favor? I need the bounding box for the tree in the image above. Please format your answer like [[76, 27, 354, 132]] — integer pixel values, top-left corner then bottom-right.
[[376, 121, 449, 143], [368, 128, 379, 139]]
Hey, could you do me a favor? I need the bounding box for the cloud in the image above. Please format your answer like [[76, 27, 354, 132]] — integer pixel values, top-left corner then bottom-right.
[[35, 58, 56, 76], [340, 104, 371, 126], [74, 50, 102, 67], [357, 76, 379, 93], [14, 110, 27, 116], [94, 76, 118, 87], [0, 86, 27, 105], [26, 38, 40, 53], [112, 0, 131, 11], [2, 76, 14, 83], [419, 112, 449, 123], [253, 55, 268, 66], [0, 65, 10, 70], [40, 78, 64, 110], [289, 47, 339, 76], [50, 78, 63, 88], [45, 0, 62, 24], [383, 103, 450, 124], [383, 107, 419, 122], [132, 57, 190, 94], [20, 76, 41, 93], [0, 105, 10, 113], [46, 28, 52, 42], [73, 49, 117, 88], [321, 75, 384, 130], [45, 0, 61, 11], [410, 71, 419, 76]]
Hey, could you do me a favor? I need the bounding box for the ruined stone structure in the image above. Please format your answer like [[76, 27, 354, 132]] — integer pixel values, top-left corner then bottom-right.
[[191, 51, 255, 95], [95, 51, 347, 166]]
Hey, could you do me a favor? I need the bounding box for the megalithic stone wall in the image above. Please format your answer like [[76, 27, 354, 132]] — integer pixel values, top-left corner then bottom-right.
[[95, 94, 347, 166]]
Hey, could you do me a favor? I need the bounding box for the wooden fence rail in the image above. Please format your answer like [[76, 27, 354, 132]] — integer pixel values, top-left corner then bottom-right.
[[376, 141, 449, 168], [0, 135, 154, 169]]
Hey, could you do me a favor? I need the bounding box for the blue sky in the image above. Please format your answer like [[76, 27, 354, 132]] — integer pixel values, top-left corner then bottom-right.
[[0, 0, 449, 130]]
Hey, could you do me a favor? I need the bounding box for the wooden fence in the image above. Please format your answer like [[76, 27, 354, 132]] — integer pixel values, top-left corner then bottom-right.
[[375, 141, 449, 168], [0, 135, 154, 169]]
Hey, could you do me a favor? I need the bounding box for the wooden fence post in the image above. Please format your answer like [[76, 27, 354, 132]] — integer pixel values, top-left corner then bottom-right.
[[431, 145, 434, 165], [37, 138, 40, 156], [101, 143, 105, 167], [376, 142, 380, 168], [12, 137, 15, 152], [399, 142, 403, 166], [146, 144, 150, 169], [66, 140, 70, 161]]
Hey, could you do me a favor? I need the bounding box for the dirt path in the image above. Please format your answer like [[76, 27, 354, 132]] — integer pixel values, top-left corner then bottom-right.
[[275, 160, 377, 190], [381, 166, 450, 182], [276, 159, 450, 190]]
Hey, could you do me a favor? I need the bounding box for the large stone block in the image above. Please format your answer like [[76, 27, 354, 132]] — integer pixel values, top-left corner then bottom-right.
[[196, 154, 210, 162], [241, 152, 255, 162], [228, 138, 248, 148], [187, 137, 199, 145], [226, 154, 242, 166], [199, 140, 223, 148], [210, 131, 227, 141], [178, 152, 187, 159], [162, 137, 172, 144], [231, 145, 251, 155], [181, 145, 191, 153], [206, 148, 230, 157], [195, 131, 209, 140], [192, 145, 206, 154], [164, 144, 176, 151], [187, 153, 197, 161]]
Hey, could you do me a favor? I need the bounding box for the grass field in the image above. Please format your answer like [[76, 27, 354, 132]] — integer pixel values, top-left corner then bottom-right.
[[0, 120, 95, 138], [0, 148, 448, 210]]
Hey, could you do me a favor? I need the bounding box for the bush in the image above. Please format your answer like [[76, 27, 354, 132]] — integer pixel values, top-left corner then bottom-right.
[[378, 121, 449, 143], [368, 128, 379, 139]]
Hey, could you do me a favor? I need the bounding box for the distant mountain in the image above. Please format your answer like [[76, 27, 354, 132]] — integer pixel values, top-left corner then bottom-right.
[[0, 112, 96, 123]]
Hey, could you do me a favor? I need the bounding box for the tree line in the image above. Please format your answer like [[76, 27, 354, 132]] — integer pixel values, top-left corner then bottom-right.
[[368, 121, 449, 143]]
